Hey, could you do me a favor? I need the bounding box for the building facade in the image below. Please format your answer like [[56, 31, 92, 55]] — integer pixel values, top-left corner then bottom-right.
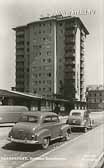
[[86, 85, 104, 110], [14, 15, 89, 101]]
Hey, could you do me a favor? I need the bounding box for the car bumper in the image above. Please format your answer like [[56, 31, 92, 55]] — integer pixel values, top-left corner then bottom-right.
[[69, 125, 86, 128], [8, 137, 39, 144]]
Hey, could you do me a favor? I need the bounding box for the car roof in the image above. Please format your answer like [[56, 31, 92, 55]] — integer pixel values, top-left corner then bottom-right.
[[70, 109, 87, 114], [22, 111, 58, 117]]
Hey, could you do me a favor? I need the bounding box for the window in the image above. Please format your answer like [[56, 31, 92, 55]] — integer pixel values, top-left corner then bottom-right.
[[47, 58, 51, 63], [47, 80, 51, 84], [48, 73, 51, 77], [100, 99, 102, 103], [72, 112, 81, 116], [43, 37, 45, 40], [27, 41, 29, 45], [27, 48, 29, 52], [100, 93, 102, 96], [43, 116, 52, 123], [51, 116, 59, 123], [59, 58, 62, 62], [43, 88, 45, 91], [20, 115, 39, 123], [43, 59, 45, 62], [43, 80, 45, 84], [59, 23, 62, 26], [39, 80, 41, 84], [27, 68, 29, 72], [39, 73, 41, 77]]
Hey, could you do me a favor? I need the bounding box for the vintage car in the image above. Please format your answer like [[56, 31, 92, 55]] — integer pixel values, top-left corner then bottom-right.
[[8, 112, 71, 149], [66, 109, 93, 132]]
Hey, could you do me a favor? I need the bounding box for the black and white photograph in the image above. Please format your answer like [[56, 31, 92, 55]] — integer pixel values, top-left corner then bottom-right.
[[0, 0, 104, 167]]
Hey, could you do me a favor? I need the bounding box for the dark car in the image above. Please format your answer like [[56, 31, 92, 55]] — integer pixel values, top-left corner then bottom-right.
[[8, 112, 71, 149], [66, 110, 93, 132]]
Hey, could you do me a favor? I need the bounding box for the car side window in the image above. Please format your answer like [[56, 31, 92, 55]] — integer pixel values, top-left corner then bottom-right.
[[43, 116, 52, 123], [51, 116, 59, 123], [84, 112, 89, 118]]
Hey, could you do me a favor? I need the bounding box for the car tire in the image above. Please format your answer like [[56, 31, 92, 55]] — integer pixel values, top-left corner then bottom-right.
[[41, 138, 50, 149], [84, 127, 87, 133], [64, 130, 71, 141]]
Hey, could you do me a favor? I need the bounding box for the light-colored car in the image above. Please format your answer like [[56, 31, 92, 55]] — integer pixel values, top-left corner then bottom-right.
[[8, 112, 71, 149], [0, 106, 28, 123], [66, 109, 93, 132]]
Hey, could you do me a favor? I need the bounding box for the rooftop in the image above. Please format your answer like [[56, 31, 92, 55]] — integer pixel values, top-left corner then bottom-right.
[[13, 15, 89, 35]]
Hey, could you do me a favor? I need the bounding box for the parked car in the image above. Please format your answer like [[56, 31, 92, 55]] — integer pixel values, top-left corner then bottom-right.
[[66, 109, 93, 132], [8, 112, 71, 149]]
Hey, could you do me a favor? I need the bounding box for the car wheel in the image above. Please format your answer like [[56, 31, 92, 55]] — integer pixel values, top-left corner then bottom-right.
[[84, 127, 87, 133], [64, 130, 71, 141], [41, 138, 50, 149]]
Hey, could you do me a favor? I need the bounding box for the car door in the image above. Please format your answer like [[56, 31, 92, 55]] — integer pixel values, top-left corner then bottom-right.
[[51, 116, 61, 139], [42, 115, 60, 139]]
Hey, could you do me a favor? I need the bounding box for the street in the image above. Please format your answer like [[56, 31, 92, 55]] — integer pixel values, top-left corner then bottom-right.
[[0, 111, 104, 168], [18, 124, 104, 168]]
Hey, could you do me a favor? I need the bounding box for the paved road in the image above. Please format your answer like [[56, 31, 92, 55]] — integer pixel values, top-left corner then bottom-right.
[[0, 127, 83, 168], [18, 124, 104, 168], [0, 111, 104, 168]]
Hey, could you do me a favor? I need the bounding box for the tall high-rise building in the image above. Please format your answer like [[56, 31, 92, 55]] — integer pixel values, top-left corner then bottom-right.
[[13, 15, 89, 101]]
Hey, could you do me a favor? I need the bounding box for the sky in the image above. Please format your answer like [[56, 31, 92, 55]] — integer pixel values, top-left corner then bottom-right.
[[0, 0, 103, 90]]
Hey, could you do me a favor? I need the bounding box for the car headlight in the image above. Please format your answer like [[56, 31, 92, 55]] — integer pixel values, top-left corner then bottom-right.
[[81, 120, 86, 126], [31, 134, 37, 141], [8, 128, 13, 137]]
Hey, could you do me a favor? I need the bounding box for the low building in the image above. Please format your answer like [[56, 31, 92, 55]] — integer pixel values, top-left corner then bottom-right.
[[86, 85, 104, 111]]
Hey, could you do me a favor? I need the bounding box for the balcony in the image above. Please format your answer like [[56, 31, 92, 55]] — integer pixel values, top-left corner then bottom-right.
[[80, 63, 84, 69], [16, 57, 24, 62], [81, 35, 85, 42], [16, 45, 24, 49], [64, 67, 75, 72], [80, 70, 84, 75], [64, 30, 75, 36], [16, 50, 24, 55], [16, 37, 24, 43], [64, 37, 75, 44], [16, 31, 24, 36], [80, 56, 84, 62], [64, 52, 75, 58], [65, 45, 76, 52], [64, 75, 75, 80], [80, 43, 84, 49]]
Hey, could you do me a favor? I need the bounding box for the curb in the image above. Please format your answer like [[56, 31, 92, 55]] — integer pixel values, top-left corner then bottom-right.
[[92, 152, 104, 168]]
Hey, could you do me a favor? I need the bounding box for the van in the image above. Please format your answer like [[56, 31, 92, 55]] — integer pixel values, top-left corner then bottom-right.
[[0, 106, 28, 123]]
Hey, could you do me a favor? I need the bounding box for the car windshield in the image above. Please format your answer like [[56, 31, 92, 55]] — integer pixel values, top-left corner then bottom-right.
[[71, 112, 81, 116], [20, 115, 39, 123]]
